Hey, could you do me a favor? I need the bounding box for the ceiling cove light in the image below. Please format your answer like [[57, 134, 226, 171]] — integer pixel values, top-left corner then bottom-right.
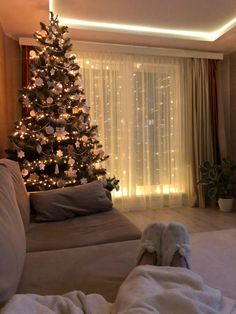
[[49, 0, 236, 42]]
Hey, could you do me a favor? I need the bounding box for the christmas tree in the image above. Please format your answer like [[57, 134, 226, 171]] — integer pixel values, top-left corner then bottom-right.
[[7, 12, 119, 192]]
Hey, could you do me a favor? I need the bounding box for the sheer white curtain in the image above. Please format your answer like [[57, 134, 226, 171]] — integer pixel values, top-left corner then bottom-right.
[[76, 51, 194, 210]]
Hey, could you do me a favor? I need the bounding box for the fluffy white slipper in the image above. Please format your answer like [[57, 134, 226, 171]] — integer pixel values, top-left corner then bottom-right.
[[136, 222, 165, 266], [161, 223, 191, 267]]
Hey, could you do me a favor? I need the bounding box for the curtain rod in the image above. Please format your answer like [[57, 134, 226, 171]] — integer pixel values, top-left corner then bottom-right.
[[19, 37, 223, 60]]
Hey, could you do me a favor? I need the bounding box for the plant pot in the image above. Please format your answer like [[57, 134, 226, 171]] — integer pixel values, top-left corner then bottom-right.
[[218, 198, 234, 212]]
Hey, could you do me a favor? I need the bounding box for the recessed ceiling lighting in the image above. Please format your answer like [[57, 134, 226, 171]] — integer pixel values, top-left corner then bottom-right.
[[49, 0, 236, 42]]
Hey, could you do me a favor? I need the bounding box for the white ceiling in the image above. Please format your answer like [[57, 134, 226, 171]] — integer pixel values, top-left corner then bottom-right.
[[1, 0, 236, 54]]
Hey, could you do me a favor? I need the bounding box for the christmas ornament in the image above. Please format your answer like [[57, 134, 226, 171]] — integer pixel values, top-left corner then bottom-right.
[[39, 162, 45, 170], [54, 164, 59, 174], [73, 93, 80, 100], [29, 50, 37, 58], [45, 38, 53, 44], [36, 144, 42, 154], [54, 127, 68, 140], [99, 149, 105, 157], [82, 105, 90, 113], [74, 78, 82, 86], [65, 52, 71, 58], [45, 125, 54, 135], [72, 106, 79, 114], [63, 32, 69, 39], [22, 169, 29, 177], [55, 83, 63, 92], [46, 97, 54, 104], [30, 110, 36, 117], [50, 68, 55, 76], [19, 125, 27, 134], [35, 77, 43, 86], [29, 173, 39, 181], [75, 141, 80, 148], [57, 178, 66, 188], [56, 149, 63, 157], [23, 96, 30, 107], [47, 81, 55, 88], [17, 150, 25, 159], [68, 158, 75, 166], [80, 177, 88, 185], [81, 135, 88, 142], [65, 167, 77, 178], [40, 30, 47, 37], [36, 133, 47, 144]]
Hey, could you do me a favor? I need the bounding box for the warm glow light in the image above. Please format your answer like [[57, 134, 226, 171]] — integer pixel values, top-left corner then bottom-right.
[[49, 1, 236, 42]]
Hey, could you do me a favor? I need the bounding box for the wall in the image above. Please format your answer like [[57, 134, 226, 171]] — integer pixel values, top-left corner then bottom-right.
[[0, 24, 21, 158], [230, 52, 236, 158]]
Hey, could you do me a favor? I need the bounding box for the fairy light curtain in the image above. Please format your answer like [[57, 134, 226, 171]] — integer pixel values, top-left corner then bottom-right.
[[77, 52, 198, 209]]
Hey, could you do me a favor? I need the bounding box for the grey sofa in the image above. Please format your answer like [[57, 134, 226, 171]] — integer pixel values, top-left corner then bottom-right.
[[0, 159, 141, 307]]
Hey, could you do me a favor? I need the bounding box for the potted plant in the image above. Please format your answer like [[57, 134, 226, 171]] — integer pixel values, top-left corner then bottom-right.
[[198, 157, 236, 211]]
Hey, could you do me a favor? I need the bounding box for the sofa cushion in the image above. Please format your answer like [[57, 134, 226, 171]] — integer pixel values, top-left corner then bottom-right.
[[30, 180, 113, 222], [26, 209, 141, 252], [17, 240, 140, 302], [0, 159, 30, 230], [0, 164, 26, 306]]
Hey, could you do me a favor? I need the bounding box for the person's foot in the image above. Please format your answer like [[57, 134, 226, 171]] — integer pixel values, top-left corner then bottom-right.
[[161, 223, 191, 268], [138, 251, 157, 266], [136, 222, 165, 266], [170, 251, 190, 269]]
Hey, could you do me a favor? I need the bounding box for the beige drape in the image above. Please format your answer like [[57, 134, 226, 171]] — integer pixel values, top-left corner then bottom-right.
[[0, 24, 21, 158]]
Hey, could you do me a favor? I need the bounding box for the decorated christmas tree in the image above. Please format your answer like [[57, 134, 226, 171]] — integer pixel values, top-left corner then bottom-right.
[[7, 12, 119, 192]]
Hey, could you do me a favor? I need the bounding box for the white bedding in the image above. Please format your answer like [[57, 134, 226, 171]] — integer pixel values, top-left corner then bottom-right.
[[1, 266, 236, 314]]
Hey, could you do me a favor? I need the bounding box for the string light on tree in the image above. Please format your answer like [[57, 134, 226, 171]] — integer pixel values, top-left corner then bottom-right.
[[7, 12, 119, 192]]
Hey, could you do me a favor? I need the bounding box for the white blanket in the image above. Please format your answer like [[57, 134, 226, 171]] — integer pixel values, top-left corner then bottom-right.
[[1, 266, 236, 314]]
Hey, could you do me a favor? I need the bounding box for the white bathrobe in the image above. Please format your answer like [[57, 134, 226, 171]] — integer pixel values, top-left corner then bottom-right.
[[1, 265, 236, 314]]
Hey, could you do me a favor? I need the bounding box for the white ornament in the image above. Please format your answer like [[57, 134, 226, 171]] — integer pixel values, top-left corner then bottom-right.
[[57, 178, 65, 188], [40, 30, 47, 37], [82, 105, 90, 113], [54, 164, 59, 174], [80, 177, 88, 185], [75, 141, 80, 148], [19, 125, 27, 134], [73, 93, 80, 100], [45, 125, 54, 135], [63, 32, 69, 39], [74, 78, 82, 86], [29, 50, 36, 58], [22, 169, 28, 177], [65, 167, 77, 178], [17, 150, 25, 159], [56, 149, 63, 158], [36, 144, 42, 154], [99, 149, 105, 157], [68, 158, 75, 166], [30, 110, 36, 117], [65, 52, 71, 58], [46, 97, 54, 104], [23, 96, 30, 106], [39, 162, 45, 170], [54, 127, 68, 140], [55, 83, 63, 92], [50, 68, 55, 76], [35, 77, 43, 86], [81, 135, 88, 142]]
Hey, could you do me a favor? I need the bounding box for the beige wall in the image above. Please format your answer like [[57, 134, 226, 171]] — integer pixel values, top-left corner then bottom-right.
[[0, 24, 21, 158], [229, 52, 236, 158]]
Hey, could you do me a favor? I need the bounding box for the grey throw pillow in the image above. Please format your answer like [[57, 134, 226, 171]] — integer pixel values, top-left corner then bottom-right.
[[30, 180, 113, 222]]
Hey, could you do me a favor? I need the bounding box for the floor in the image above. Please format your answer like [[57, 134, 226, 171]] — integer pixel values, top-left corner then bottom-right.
[[123, 207, 236, 233]]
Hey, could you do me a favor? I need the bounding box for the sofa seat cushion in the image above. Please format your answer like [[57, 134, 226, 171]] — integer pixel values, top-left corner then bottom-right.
[[26, 209, 141, 252], [17, 240, 140, 302], [0, 165, 26, 306]]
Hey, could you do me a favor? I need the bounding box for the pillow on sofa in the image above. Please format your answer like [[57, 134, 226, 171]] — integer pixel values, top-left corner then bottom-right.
[[0, 159, 31, 231], [30, 180, 113, 222], [0, 165, 26, 306]]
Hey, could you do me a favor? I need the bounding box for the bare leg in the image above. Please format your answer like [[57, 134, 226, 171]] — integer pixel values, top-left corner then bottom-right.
[[170, 251, 190, 269], [138, 251, 157, 266]]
